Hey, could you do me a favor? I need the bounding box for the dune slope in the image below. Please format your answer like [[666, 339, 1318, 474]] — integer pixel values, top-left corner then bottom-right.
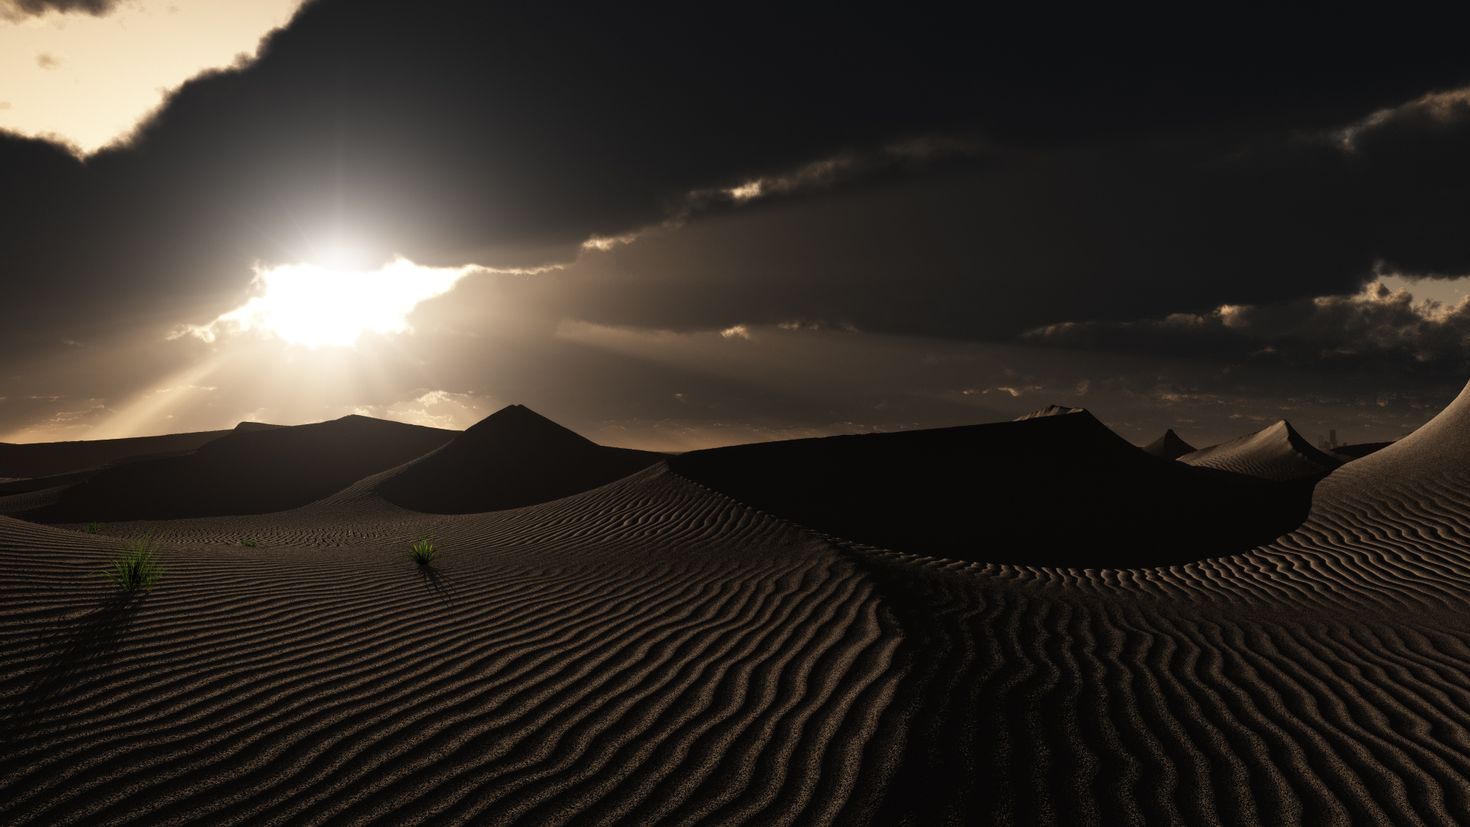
[[22, 416, 453, 523], [374, 405, 663, 514], [1142, 428, 1196, 460], [0, 429, 236, 479], [1180, 419, 1342, 481], [672, 409, 1311, 567]]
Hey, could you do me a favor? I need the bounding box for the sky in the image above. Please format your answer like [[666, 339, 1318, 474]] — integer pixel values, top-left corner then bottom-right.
[[3, 1, 1470, 450]]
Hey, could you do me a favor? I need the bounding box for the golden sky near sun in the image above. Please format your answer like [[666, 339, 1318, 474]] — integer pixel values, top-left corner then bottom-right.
[[0, 0, 304, 154]]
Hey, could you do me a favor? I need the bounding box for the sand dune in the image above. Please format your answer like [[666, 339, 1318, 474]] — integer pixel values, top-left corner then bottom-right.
[[374, 405, 664, 514], [5, 392, 1470, 823], [1179, 419, 1342, 481], [22, 415, 453, 523], [1142, 428, 1196, 460], [0, 429, 237, 479], [673, 408, 1310, 567]]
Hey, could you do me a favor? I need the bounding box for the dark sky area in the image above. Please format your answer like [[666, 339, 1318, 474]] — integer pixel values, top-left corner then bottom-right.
[[4, 1, 1470, 449]]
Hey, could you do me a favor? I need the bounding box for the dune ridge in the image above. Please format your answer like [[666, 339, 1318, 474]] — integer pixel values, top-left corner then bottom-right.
[[1142, 428, 1196, 460], [0, 429, 237, 480], [22, 415, 454, 523], [1179, 419, 1342, 481], [373, 404, 664, 514], [671, 408, 1312, 567]]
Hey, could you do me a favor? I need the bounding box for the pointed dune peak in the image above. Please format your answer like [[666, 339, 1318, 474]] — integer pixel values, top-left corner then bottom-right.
[[1142, 428, 1196, 460], [460, 404, 596, 446], [374, 405, 663, 514], [1179, 419, 1341, 481]]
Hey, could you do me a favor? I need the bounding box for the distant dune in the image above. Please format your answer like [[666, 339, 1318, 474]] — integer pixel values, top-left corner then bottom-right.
[[21, 415, 453, 522], [7, 393, 1470, 823], [1179, 418, 1342, 481], [0, 429, 236, 479], [1141, 427, 1196, 459], [672, 407, 1311, 567], [374, 405, 664, 514]]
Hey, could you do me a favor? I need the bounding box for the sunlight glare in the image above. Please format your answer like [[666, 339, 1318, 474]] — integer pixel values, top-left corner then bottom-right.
[[188, 257, 473, 348]]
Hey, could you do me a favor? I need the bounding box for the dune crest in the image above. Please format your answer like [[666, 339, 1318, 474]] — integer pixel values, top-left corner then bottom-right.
[[1179, 419, 1341, 481], [0, 429, 235, 480], [673, 409, 1311, 567], [21, 415, 454, 522], [1141, 427, 1195, 460], [373, 404, 664, 514]]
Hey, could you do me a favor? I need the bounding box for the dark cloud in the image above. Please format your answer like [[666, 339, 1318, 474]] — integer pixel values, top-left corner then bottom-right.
[[7, 0, 121, 17], [6, 2, 1470, 343], [547, 109, 1470, 341], [7, 1, 1470, 443], [1024, 280, 1470, 384]]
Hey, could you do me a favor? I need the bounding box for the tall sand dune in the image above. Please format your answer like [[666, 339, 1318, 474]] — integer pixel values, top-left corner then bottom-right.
[[374, 404, 663, 514], [1142, 427, 1196, 460], [672, 408, 1311, 567], [1179, 419, 1342, 481], [22, 415, 453, 523]]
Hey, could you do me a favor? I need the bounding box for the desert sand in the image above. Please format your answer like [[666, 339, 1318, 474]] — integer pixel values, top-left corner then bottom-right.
[[1142, 428, 1196, 460], [1179, 419, 1343, 481], [3, 388, 1470, 824]]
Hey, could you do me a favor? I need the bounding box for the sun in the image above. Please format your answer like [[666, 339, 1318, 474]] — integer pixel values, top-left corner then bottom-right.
[[186, 256, 473, 348]]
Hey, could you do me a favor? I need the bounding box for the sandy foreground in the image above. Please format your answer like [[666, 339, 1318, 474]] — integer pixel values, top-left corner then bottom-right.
[[5, 388, 1470, 824]]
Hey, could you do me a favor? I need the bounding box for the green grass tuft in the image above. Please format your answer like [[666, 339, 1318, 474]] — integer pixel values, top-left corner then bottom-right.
[[240, 538, 259, 547], [409, 537, 438, 566], [103, 536, 164, 591], [84, 522, 101, 534]]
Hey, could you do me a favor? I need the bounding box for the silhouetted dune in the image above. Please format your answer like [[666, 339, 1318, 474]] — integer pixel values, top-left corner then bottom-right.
[[1141, 427, 1196, 459], [1180, 419, 1342, 481], [22, 415, 453, 522], [374, 404, 663, 513], [672, 408, 1312, 567], [0, 429, 235, 479]]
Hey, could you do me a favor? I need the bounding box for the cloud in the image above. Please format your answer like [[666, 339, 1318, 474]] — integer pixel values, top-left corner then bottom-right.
[[1023, 279, 1470, 381], [6, 2, 1470, 448], [5, 0, 122, 18]]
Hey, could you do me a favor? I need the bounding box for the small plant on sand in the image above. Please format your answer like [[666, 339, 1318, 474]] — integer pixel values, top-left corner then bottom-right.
[[103, 536, 164, 591], [240, 538, 259, 547], [84, 522, 101, 534], [409, 537, 439, 566]]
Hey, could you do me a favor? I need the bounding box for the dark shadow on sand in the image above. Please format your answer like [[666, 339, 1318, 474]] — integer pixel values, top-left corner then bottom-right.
[[415, 564, 457, 602], [0, 591, 143, 744]]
